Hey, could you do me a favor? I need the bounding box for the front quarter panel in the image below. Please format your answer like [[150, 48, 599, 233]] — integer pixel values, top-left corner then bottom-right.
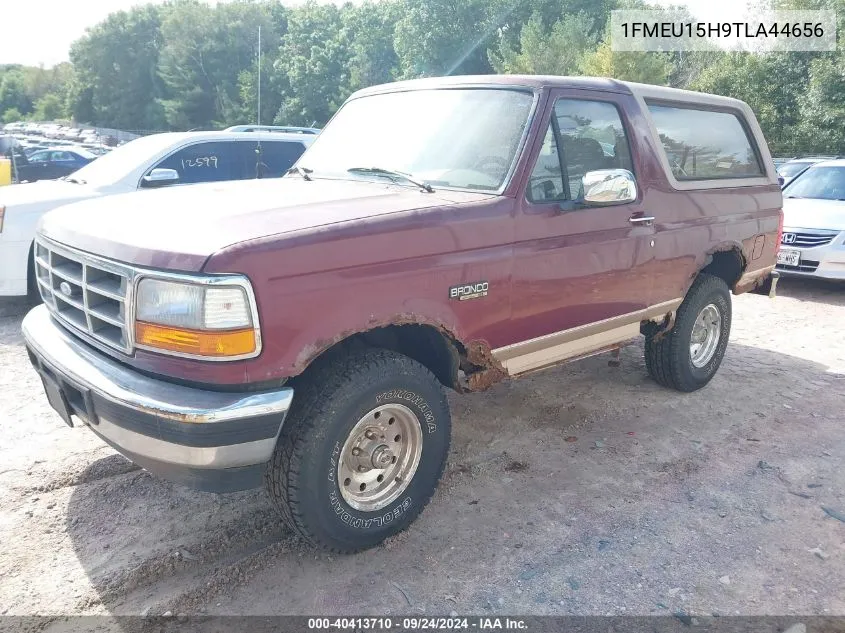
[[202, 196, 516, 384]]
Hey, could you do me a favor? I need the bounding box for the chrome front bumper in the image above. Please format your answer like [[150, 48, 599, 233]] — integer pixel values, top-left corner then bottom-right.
[[22, 305, 293, 492]]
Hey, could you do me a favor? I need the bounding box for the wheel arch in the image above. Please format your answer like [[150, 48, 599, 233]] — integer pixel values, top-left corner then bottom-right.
[[696, 242, 746, 292], [290, 320, 507, 393]]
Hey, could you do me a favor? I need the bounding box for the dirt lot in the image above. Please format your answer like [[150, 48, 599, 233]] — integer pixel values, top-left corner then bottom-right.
[[1, 278, 844, 623]]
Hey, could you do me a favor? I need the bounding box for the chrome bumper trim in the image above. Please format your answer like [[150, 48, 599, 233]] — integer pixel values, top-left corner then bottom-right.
[[90, 417, 278, 468], [22, 305, 292, 471], [23, 305, 290, 424]]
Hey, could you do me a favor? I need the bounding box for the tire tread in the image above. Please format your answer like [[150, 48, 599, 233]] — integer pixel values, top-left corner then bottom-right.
[[264, 348, 448, 553], [644, 273, 729, 392]]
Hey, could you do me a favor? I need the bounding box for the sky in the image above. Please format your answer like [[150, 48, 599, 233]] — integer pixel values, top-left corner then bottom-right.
[[0, 0, 753, 68]]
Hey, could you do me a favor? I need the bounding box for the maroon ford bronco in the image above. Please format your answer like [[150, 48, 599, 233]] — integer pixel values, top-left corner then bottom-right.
[[23, 76, 782, 552]]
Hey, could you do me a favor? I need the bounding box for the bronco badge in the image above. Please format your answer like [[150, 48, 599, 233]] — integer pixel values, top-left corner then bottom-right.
[[449, 281, 489, 301]]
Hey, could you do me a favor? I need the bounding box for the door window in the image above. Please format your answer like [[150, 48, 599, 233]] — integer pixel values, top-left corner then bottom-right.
[[528, 99, 634, 203], [256, 141, 307, 178], [152, 141, 248, 184]]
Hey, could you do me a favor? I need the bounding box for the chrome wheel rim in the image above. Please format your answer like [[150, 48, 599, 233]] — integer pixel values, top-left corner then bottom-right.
[[338, 403, 423, 512], [690, 303, 721, 368]]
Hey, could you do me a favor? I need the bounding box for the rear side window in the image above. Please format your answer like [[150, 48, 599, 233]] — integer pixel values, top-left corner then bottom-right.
[[256, 141, 307, 178], [647, 103, 763, 181], [153, 141, 249, 184]]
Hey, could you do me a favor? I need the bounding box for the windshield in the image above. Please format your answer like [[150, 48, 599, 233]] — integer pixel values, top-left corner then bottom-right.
[[67, 134, 179, 186], [783, 166, 845, 200], [299, 88, 535, 191], [779, 161, 815, 178]]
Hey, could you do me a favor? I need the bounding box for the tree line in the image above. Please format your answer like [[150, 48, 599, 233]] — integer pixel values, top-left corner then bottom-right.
[[1, 0, 843, 156]]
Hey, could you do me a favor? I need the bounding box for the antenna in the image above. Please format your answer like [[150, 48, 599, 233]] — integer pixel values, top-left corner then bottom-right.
[[257, 25, 262, 126]]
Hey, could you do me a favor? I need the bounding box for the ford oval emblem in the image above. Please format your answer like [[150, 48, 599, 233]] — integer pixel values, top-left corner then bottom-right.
[[59, 281, 73, 297]]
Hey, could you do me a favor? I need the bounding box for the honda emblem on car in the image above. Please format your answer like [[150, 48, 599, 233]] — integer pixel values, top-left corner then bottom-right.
[[782, 233, 797, 245], [59, 281, 73, 297]]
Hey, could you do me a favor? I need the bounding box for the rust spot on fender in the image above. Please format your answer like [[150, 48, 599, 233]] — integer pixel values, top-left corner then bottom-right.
[[290, 314, 507, 392], [461, 339, 507, 392], [649, 311, 677, 342]]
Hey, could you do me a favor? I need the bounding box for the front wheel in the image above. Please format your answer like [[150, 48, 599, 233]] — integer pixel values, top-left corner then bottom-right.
[[265, 348, 451, 552], [644, 273, 732, 392]]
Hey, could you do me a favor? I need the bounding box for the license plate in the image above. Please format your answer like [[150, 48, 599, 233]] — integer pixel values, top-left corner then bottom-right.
[[777, 249, 800, 267], [41, 374, 73, 427]]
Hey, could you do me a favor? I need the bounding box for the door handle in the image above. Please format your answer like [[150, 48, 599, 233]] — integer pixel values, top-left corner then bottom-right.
[[629, 215, 655, 226]]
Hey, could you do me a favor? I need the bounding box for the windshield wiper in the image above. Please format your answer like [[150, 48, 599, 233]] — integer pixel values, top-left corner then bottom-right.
[[347, 167, 434, 193], [287, 165, 313, 181], [61, 176, 87, 185]]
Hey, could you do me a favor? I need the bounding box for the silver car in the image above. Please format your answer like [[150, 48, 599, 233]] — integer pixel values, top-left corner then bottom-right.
[[778, 158, 827, 188], [778, 160, 845, 280]]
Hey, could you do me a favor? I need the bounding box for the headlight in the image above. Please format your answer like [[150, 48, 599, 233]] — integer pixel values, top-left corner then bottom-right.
[[134, 277, 260, 359]]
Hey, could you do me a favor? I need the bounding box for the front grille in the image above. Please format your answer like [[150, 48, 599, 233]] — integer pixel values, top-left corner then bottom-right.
[[781, 230, 839, 248], [34, 238, 133, 353], [776, 260, 820, 273]]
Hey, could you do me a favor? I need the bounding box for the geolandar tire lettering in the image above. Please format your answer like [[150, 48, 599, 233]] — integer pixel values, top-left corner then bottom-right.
[[644, 273, 732, 393], [264, 348, 451, 552]]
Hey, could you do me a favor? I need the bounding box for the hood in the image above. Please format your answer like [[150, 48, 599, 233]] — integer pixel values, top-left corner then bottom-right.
[[782, 197, 845, 232], [0, 179, 99, 210], [38, 177, 495, 271]]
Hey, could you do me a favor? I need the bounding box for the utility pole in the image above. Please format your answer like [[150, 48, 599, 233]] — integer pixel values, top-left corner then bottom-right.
[[257, 25, 262, 126]]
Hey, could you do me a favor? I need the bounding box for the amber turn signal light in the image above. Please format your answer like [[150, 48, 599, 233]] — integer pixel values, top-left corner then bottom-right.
[[135, 321, 256, 357]]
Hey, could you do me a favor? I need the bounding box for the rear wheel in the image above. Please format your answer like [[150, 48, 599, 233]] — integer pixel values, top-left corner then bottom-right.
[[264, 348, 451, 552], [644, 273, 731, 392]]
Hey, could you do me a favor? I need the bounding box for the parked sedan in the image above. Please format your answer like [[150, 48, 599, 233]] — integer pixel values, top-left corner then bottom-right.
[[20, 148, 97, 182], [777, 160, 845, 280], [778, 157, 841, 188], [0, 130, 314, 297]]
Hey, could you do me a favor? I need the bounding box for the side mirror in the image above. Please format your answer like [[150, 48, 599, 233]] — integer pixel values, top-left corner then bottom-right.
[[582, 169, 637, 205], [141, 168, 180, 188]]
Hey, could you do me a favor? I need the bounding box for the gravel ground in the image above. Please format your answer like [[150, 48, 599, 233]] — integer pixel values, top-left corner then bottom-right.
[[1, 278, 843, 624]]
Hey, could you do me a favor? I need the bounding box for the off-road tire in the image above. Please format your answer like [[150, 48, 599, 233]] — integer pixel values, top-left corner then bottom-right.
[[644, 273, 732, 392], [264, 348, 451, 553]]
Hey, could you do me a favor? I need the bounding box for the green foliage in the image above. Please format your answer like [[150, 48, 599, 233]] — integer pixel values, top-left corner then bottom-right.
[[343, 1, 401, 91], [490, 12, 598, 75], [2, 108, 23, 124], [796, 54, 845, 154], [581, 39, 672, 85], [0, 0, 840, 158], [157, 1, 281, 129], [274, 2, 350, 126], [33, 94, 66, 121], [692, 52, 814, 155], [0, 70, 33, 116], [68, 5, 164, 130], [394, 0, 496, 78]]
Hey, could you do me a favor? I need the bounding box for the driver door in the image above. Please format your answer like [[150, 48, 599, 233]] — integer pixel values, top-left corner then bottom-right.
[[501, 89, 657, 375]]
